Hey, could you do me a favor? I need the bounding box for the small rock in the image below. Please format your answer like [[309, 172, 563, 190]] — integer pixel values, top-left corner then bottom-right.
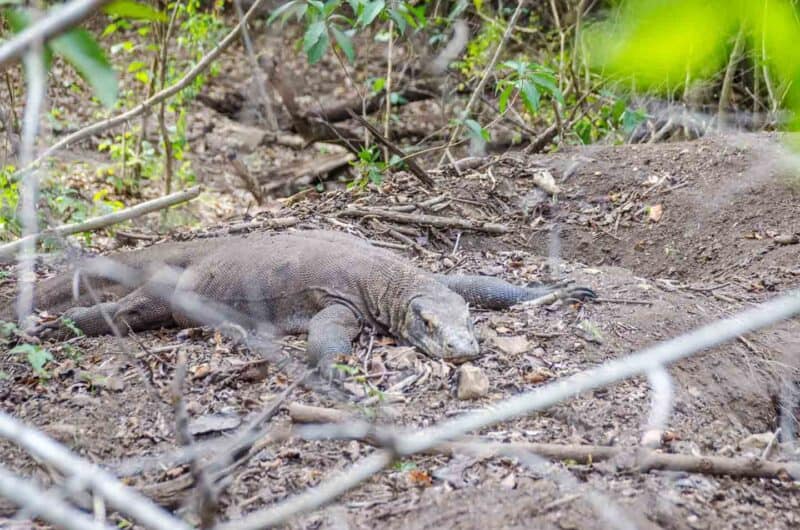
[[491, 335, 531, 355], [774, 234, 799, 245], [189, 413, 242, 436], [523, 367, 553, 384], [385, 347, 419, 370], [457, 364, 489, 400], [500, 473, 517, 489], [739, 431, 775, 450]]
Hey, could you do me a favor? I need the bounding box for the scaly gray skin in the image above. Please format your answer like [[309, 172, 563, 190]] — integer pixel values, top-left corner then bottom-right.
[[7, 230, 595, 378]]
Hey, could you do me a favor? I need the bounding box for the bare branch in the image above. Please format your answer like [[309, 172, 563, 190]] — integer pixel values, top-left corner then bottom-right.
[[15, 45, 47, 322], [641, 367, 674, 447], [340, 206, 510, 233], [0, 412, 191, 530], [0, 0, 112, 69], [27, 0, 277, 168], [215, 451, 394, 530], [438, 0, 528, 165], [0, 465, 114, 530], [0, 186, 201, 261]]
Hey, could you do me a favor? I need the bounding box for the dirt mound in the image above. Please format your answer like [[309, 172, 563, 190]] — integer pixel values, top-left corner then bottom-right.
[[2, 132, 799, 529]]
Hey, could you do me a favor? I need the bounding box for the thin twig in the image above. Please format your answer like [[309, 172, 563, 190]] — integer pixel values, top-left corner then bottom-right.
[[26, 0, 276, 169], [0, 0, 112, 68], [0, 465, 114, 530], [172, 350, 218, 528], [0, 186, 201, 260], [438, 0, 528, 166], [0, 412, 191, 530]]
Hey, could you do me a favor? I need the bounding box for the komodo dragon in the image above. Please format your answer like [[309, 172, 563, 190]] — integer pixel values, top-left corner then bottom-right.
[[7, 230, 595, 378]]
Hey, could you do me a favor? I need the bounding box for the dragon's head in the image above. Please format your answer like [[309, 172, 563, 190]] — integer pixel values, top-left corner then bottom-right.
[[399, 292, 480, 362]]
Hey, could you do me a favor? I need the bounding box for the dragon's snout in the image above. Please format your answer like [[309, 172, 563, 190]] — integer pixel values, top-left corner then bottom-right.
[[401, 294, 481, 362]]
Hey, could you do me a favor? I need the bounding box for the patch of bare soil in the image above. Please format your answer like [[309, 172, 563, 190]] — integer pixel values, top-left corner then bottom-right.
[[2, 131, 800, 529]]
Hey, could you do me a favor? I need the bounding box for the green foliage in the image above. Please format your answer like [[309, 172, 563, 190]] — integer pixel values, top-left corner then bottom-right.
[[0, 165, 21, 240], [103, 0, 167, 22], [456, 14, 502, 77], [349, 145, 404, 189], [51, 29, 119, 107], [393, 460, 417, 472], [10, 343, 54, 378], [268, 0, 427, 65], [5, 6, 119, 107], [496, 61, 564, 116], [463, 118, 489, 143], [586, 0, 800, 130], [572, 95, 646, 145], [0, 162, 126, 244]]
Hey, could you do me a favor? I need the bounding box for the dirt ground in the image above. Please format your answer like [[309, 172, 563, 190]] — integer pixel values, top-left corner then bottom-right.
[[2, 18, 800, 530]]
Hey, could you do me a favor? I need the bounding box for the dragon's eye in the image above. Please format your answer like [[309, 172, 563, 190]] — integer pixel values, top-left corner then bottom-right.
[[419, 312, 435, 332]]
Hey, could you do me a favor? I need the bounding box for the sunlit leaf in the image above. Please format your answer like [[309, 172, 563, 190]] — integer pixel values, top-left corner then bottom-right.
[[103, 0, 167, 22], [10, 344, 53, 377], [585, 0, 736, 89], [267, 0, 300, 25], [304, 20, 327, 52], [126, 60, 146, 73]]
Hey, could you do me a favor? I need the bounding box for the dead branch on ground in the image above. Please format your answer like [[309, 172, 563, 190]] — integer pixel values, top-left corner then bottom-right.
[[340, 206, 511, 233], [288, 402, 799, 480]]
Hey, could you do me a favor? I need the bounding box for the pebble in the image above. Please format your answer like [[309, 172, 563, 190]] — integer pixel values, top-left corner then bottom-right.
[[457, 364, 489, 400]]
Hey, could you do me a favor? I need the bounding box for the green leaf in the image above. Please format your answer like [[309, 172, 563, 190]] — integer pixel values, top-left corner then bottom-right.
[[51, 29, 118, 108], [531, 72, 563, 105], [519, 80, 540, 114], [267, 0, 300, 25], [371, 76, 386, 92], [4, 7, 28, 32], [331, 26, 355, 62], [498, 84, 513, 112], [103, 0, 167, 22], [359, 0, 384, 26], [304, 20, 327, 52], [389, 92, 407, 105], [10, 343, 53, 377], [323, 0, 343, 17], [306, 31, 329, 64], [463, 118, 489, 142], [388, 8, 407, 33], [126, 60, 146, 73]]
